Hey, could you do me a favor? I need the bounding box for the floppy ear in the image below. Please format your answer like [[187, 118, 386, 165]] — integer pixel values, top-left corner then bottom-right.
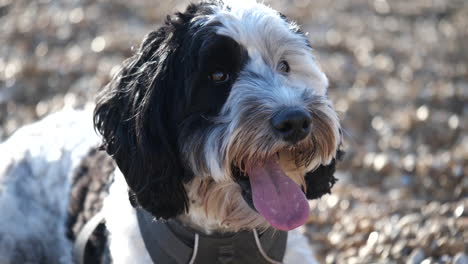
[[304, 149, 344, 199], [93, 12, 196, 219]]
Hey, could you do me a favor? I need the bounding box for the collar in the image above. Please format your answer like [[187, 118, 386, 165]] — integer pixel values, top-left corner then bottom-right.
[[136, 208, 287, 264]]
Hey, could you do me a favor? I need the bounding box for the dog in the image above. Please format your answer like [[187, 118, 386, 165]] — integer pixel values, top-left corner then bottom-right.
[[0, 1, 342, 263]]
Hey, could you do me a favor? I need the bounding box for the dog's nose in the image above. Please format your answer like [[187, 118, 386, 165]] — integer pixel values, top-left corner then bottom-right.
[[271, 108, 312, 143]]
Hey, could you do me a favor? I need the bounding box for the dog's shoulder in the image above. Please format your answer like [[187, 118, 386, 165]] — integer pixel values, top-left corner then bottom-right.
[[0, 109, 101, 263]]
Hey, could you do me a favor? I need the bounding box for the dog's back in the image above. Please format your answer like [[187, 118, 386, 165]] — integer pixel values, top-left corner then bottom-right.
[[0, 109, 99, 264]]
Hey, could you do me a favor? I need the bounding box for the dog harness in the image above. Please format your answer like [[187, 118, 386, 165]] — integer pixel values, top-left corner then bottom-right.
[[136, 209, 287, 264], [74, 208, 287, 264]]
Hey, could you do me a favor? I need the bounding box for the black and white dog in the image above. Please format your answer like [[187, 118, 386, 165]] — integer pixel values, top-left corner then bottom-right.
[[0, 1, 342, 263]]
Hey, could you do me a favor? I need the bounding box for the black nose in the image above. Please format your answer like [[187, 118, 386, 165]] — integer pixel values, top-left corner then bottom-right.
[[271, 108, 312, 143]]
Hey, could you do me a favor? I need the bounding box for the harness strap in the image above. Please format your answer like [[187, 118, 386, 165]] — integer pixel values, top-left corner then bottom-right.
[[137, 208, 195, 263], [253, 229, 283, 264], [73, 211, 105, 264]]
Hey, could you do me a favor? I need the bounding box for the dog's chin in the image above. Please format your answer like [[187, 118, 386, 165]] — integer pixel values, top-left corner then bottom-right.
[[231, 150, 314, 231]]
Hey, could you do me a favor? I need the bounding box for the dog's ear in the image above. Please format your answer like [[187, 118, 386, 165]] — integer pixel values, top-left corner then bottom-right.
[[93, 13, 196, 219], [304, 149, 344, 199]]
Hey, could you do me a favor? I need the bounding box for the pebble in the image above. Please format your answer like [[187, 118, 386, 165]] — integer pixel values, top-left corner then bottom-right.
[[407, 249, 425, 264], [454, 253, 468, 264]]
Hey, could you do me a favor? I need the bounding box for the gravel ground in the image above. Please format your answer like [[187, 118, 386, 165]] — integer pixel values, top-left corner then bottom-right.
[[0, 0, 466, 263]]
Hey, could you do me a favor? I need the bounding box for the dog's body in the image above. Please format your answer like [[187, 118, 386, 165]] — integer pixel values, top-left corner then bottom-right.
[[0, 109, 320, 263], [0, 1, 341, 263]]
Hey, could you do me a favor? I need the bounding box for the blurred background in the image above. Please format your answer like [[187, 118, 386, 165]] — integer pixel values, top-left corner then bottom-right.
[[0, 0, 466, 263]]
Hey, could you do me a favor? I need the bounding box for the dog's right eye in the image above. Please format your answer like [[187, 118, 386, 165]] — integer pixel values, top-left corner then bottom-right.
[[209, 71, 230, 83], [277, 60, 290, 73]]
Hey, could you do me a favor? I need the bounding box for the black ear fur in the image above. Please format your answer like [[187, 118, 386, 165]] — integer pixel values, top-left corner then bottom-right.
[[93, 5, 207, 219], [305, 149, 344, 199]]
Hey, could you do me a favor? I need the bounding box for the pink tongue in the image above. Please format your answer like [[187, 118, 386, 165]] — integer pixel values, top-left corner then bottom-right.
[[247, 157, 310, 231]]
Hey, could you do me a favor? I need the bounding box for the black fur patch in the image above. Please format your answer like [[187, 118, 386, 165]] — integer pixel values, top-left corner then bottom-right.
[[304, 159, 337, 199], [93, 1, 248, 220], [304, 149, 344, 199]]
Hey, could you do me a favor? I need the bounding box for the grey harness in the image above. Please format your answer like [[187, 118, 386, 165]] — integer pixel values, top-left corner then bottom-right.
[[74, 209, 287, 264], [136, 209, 287, 264]]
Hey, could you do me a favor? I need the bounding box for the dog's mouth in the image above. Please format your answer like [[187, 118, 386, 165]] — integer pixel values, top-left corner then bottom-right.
[[233, 152, 310, 231]]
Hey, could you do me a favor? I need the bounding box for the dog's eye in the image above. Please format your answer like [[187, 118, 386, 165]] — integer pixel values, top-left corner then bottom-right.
[[277, 60, 290, 73], [209, 71, 230, 83]]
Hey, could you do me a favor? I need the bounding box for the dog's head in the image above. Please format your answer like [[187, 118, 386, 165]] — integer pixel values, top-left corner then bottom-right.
[[94, 1, 342, 231]]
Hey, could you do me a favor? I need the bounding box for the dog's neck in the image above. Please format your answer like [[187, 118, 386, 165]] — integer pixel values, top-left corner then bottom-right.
[[102, 170, 291, 264], [180, 177, 271, 234], [137, 207, 288, 264]]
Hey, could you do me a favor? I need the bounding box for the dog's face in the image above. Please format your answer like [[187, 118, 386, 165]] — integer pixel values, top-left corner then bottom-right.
[[95, 1, 341, 232]]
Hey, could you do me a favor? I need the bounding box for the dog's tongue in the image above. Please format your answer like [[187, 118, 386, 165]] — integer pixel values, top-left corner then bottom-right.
[[247, 157, 309, 231]]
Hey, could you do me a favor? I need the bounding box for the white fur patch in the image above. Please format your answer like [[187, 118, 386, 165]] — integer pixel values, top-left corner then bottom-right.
[[0, 109, 99, 263], [102, 170, 153, 264]]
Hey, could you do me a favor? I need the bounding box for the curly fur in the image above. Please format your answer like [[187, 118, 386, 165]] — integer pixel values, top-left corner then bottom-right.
[[67, 147, 115, 264], [0, 1, 342, 263], [93, 0, 341, 233]]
